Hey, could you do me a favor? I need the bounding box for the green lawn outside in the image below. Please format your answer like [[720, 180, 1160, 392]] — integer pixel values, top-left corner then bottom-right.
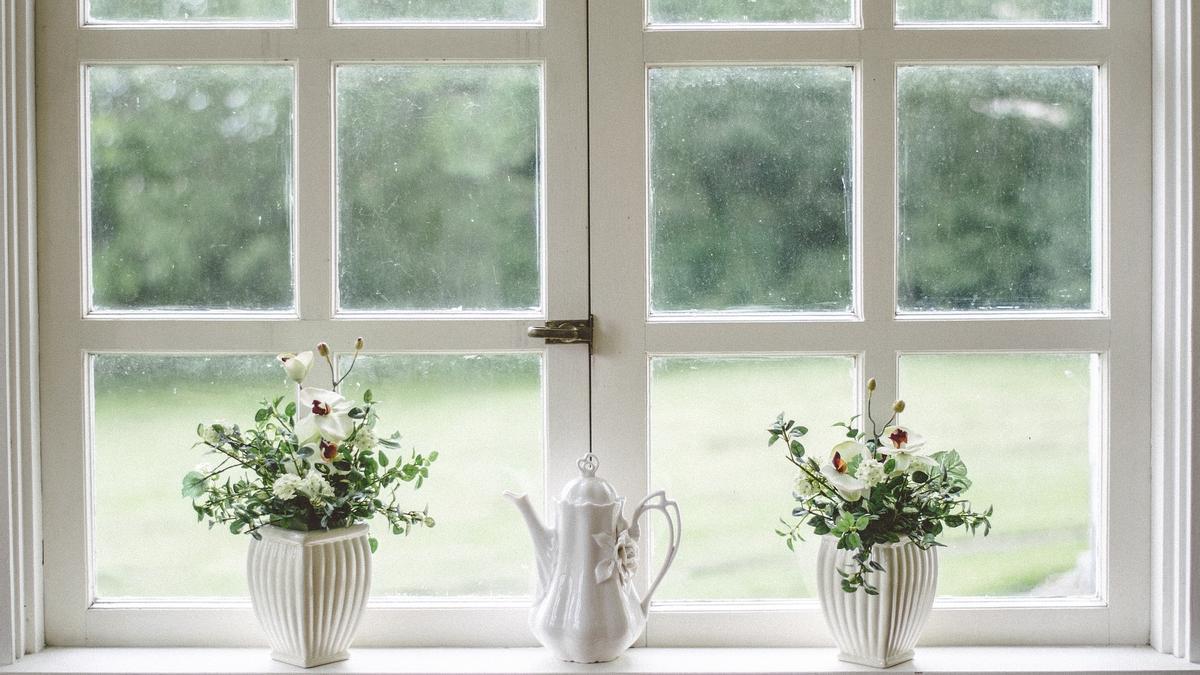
[[93, 352, 1094, 600]]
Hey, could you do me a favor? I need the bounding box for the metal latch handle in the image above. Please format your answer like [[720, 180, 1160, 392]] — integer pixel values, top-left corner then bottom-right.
[[527, 316, 593, 346]]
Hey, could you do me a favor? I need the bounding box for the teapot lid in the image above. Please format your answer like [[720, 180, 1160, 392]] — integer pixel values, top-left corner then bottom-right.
[[559, 453, 620, 505]]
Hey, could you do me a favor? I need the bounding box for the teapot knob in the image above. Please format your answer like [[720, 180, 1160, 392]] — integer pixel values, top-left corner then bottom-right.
[[577, 452, 599, 477]]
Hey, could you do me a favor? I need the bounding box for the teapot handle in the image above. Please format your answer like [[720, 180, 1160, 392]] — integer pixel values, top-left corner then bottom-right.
[[631, 490, 681, 614]]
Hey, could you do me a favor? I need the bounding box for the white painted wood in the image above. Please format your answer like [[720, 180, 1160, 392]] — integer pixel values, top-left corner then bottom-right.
[[1150, 0, 1200, 662], [34, 0, 591, 648], [1, 645, 1197, 674], [0, 0, 39, 666]]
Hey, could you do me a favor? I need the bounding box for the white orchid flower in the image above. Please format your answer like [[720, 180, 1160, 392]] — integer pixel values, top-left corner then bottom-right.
[[875, 425, 937, 473], [820, 441, 870, 501], [277, 351, 314, 384], [295, 387, 355, 445]]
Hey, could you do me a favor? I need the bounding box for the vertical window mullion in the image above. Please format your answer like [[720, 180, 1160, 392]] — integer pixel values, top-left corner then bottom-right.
[[859, 0, 898, 405], [296, 55, 333, 321]]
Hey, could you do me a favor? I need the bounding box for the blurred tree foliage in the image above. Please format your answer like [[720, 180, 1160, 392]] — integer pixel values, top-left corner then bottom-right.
[[648, 0, 850, 22], [89, 65, 293, 310], [87, 1, 1096, 313], [88, 0, 291, 21], [649, 67, 853, 312], [898, 66, 1093, 310], [896, 0, 1095, 22], [335, 0, 537, 21], [336, 65, 540, 311]]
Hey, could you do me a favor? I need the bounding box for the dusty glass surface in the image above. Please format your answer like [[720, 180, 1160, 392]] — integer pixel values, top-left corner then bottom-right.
[[87, 0, 292, 23], [649, 356, 856, 599], [647, 0, 852, 24], [337, 65, 541, 312], [338, 353, 542, 596], [335, 0, 540, 23], [88, 65, 294, 311], [648, 67, 854, 314], [897, 66, 1094, 311], [896, 0, 1096, 23], [899, 353, 1098, 598], [92, 352, 542, 598]]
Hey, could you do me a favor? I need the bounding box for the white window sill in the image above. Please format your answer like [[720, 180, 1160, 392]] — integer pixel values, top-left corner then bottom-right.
[[1, 647, 1196, 674]]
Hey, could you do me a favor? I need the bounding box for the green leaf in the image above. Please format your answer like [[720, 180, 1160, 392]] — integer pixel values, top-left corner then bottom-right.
[[785, 537, 795, 551], [181, 471, 207, 498], [348, 407, 366, 419], [794, 426, 808, 436], [789, 440, 805, 457], [428, 451, 439, 462], [378, 450, 389, 467], [368, 536, 379, 553], [363, 389, 374, 404], [284, 402, 296, 418], [255, 408, 270, 423], [768, 434, 780, 447]]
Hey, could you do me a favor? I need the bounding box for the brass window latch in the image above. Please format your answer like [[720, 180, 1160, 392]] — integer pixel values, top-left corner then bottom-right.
[[527, 315, 594, 348]]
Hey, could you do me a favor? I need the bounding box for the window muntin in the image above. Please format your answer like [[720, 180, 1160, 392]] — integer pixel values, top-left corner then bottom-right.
[[647, 66, 855, 316], [335, 64, 543, 314], [86, 65, 295, 313], [896, 65, 1097, 313]]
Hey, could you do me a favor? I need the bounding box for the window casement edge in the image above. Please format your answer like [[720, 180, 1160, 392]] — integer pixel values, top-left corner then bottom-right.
[[0, 0, 41, 667], [1151, 0, 1200, 663]]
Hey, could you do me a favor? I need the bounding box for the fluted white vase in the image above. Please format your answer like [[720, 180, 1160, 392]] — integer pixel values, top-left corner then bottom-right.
[[247, 524, 372, 668], [817, 536, 937, 668]]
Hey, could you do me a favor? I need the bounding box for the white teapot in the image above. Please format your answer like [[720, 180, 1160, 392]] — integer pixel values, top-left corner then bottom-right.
[[504, 453, 681, 663]]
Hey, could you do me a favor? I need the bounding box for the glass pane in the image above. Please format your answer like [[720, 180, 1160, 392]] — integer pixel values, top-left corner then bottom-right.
[[87, 0, 292, 24], [88, 65, 294, 311], [897, 66, 1094, 312], [92, 352, 542, 598], [648, 0, 853, 24], [896, 0, 1097, 24], [93, 354, 283, 597], [899, 353, 1098, 598], [337, 65, 541, 312], [338, 353, 542, 596], [650, 356, 856, 599], [648, 67, 854, 314], [335, 0, 540, 23]]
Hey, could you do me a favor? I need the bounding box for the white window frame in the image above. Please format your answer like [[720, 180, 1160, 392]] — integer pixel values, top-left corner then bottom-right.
[[589, 0, 1150, 647], [2, 0, 1199, 663], [32, 0, 590, 648]]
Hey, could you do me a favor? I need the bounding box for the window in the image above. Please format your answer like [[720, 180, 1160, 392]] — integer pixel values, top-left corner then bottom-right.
[[35, 0, 1151, 648]]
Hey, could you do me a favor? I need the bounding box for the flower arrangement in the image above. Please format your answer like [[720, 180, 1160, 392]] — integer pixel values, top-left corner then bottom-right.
[[767, 378, 992, 594], [184, 338, 436, 553]]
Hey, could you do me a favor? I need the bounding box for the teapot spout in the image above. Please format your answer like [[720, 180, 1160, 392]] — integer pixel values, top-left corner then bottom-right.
[[504, 491, 555, 593]]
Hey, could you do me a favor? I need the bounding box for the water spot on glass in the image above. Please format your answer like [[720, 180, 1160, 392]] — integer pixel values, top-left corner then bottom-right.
[[224, 88, 249, 109], [186, 90, 209, 111]]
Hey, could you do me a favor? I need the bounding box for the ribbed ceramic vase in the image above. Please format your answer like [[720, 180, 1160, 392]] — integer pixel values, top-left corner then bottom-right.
[[247, 524, 371, 668], [817, 536, 937, 668]]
